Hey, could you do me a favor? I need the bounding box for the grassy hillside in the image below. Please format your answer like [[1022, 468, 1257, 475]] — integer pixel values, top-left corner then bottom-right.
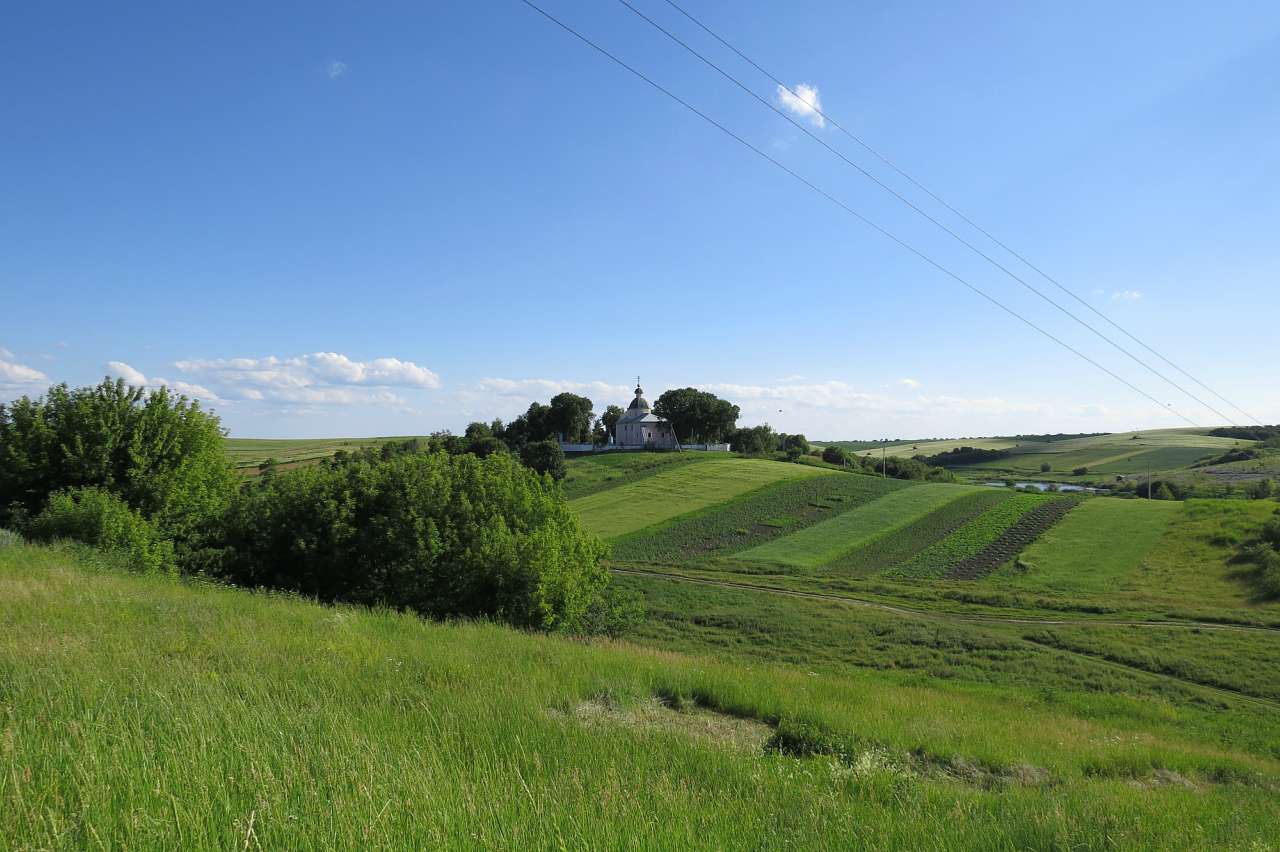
[[737, 483, 982, 569], [569, 458, 827, 540], [4, 543, 1279, 849]]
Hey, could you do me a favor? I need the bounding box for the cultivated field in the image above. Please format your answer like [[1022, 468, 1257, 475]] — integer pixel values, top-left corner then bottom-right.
[[224, 436, 428, 474], [4, 543, 1279, 849], [568, 458, 827, 540], [846, 429, 1250, 482]]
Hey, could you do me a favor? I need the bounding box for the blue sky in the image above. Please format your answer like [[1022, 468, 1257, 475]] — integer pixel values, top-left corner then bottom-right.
[[2, 0, 1277, 439]]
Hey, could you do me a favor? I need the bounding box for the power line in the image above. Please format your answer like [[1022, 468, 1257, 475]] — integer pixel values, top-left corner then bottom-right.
[[517, 0, 1200, 428], [617, 0, 1237, 428], [658, 0, 1263, 427]]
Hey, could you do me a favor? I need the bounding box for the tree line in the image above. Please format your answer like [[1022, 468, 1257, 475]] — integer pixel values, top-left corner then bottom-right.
[[0, 379, 637, 635]]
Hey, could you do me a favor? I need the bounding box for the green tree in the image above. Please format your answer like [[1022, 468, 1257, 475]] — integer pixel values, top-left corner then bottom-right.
[[520, 440, 566, 481], [1040, 462, 1052, 473], [601, 405, 624, 442], [0, 378, 237, 550], [546, 393, 594, 443], [729, 424, 777, 456], [654, 388, 739, 443], [821, 445, 848, 466]]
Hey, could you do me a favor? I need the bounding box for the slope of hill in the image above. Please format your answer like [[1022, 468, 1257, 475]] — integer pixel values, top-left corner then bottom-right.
[[4, 542, 1279, 849], [844, 429, 1249, 483]]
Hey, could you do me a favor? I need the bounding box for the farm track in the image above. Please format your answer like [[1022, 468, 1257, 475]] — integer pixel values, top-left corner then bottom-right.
[[614, 568, 1280, 710], [944, 497, 1080, 581]]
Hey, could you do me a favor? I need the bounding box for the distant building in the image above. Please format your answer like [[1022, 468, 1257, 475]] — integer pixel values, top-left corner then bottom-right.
[[615, 383, 678, 449]]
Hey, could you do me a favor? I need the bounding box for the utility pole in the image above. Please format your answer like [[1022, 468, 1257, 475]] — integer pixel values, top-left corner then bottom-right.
[[882, 446, 887, 478], [1147, 461, 1152, 500]]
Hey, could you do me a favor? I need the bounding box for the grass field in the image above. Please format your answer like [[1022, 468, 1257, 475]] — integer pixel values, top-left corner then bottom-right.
[[561, 452, 708, 499], [990, 498, 1183, 596], [610, 471, 905, 564], [5, 543, 1280, 849], [737, 483, 981, 569], [569, 458, 829, 540], [828, 490, 1015, 577], [224, 436, 427, 472]]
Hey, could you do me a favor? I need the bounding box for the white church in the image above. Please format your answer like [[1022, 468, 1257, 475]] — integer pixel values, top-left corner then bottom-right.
[[558, 381, 729, 453], [614, 383, 678, 449]]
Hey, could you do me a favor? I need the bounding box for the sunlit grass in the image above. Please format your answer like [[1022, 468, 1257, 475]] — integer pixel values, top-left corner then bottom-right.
[[4, 543, 1279, 848]]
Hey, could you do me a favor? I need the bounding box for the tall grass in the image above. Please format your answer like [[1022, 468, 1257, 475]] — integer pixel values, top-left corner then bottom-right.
[[4, 542, 1278, 849]]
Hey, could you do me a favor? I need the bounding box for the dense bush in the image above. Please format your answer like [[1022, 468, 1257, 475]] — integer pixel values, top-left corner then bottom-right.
[[0, 378, 237, 549], [216, 450, 610, 632], [821, 445, 849, 466], [27, 487, 176, 573], [919, 447, 1011, 466]]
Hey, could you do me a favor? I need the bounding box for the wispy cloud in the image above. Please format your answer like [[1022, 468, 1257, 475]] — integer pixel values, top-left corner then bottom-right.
[[107, 361, 221, 402], [328, 61, 347, 80], [172, 352, 439, 407], [776, 83, 824, 127], [0, 355, 48, 386], [896, 378, 921, 389], [1111, 289, 1143, 301]]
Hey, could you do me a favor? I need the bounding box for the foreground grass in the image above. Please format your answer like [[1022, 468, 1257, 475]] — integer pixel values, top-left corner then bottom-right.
[[4, 545, 1280, 849]]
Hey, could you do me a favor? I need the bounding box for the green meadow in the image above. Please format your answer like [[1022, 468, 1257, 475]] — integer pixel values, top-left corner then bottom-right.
[[4, 543, 1279, 850]]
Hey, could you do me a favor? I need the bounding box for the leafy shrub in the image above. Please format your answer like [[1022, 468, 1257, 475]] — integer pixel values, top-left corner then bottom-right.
[[1040, 462, 1052, 473], [27, 487, 176, 573], [1240, 543, 1280, 600], [216, 451, 611, 632], [1073, 467, 1089, 476], [1262, 512, 1280, 549]]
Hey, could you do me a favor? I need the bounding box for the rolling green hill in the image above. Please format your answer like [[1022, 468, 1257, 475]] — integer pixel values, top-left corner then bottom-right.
[[4, 543, 1279, 849]]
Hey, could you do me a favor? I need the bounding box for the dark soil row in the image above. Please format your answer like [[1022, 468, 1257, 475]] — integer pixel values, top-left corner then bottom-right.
[[944, 497, 1080, 581]]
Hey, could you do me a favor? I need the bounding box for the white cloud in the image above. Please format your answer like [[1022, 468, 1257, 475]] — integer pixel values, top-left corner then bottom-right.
[[107, 361, 221, 402], [172, 352, 439, 408], [896, 378, 921, 389], [0, 347, 13, 359], [776, 83, 824, 128], [328, 61, 347, 79], [477, 378, 630, 399], [107, 360, 148, 386], [1111, 290, 1143, 301], [0, 357, 48, 386]]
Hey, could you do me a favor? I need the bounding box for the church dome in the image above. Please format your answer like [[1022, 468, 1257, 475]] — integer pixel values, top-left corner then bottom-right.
[[628, 386, 650, 411]]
